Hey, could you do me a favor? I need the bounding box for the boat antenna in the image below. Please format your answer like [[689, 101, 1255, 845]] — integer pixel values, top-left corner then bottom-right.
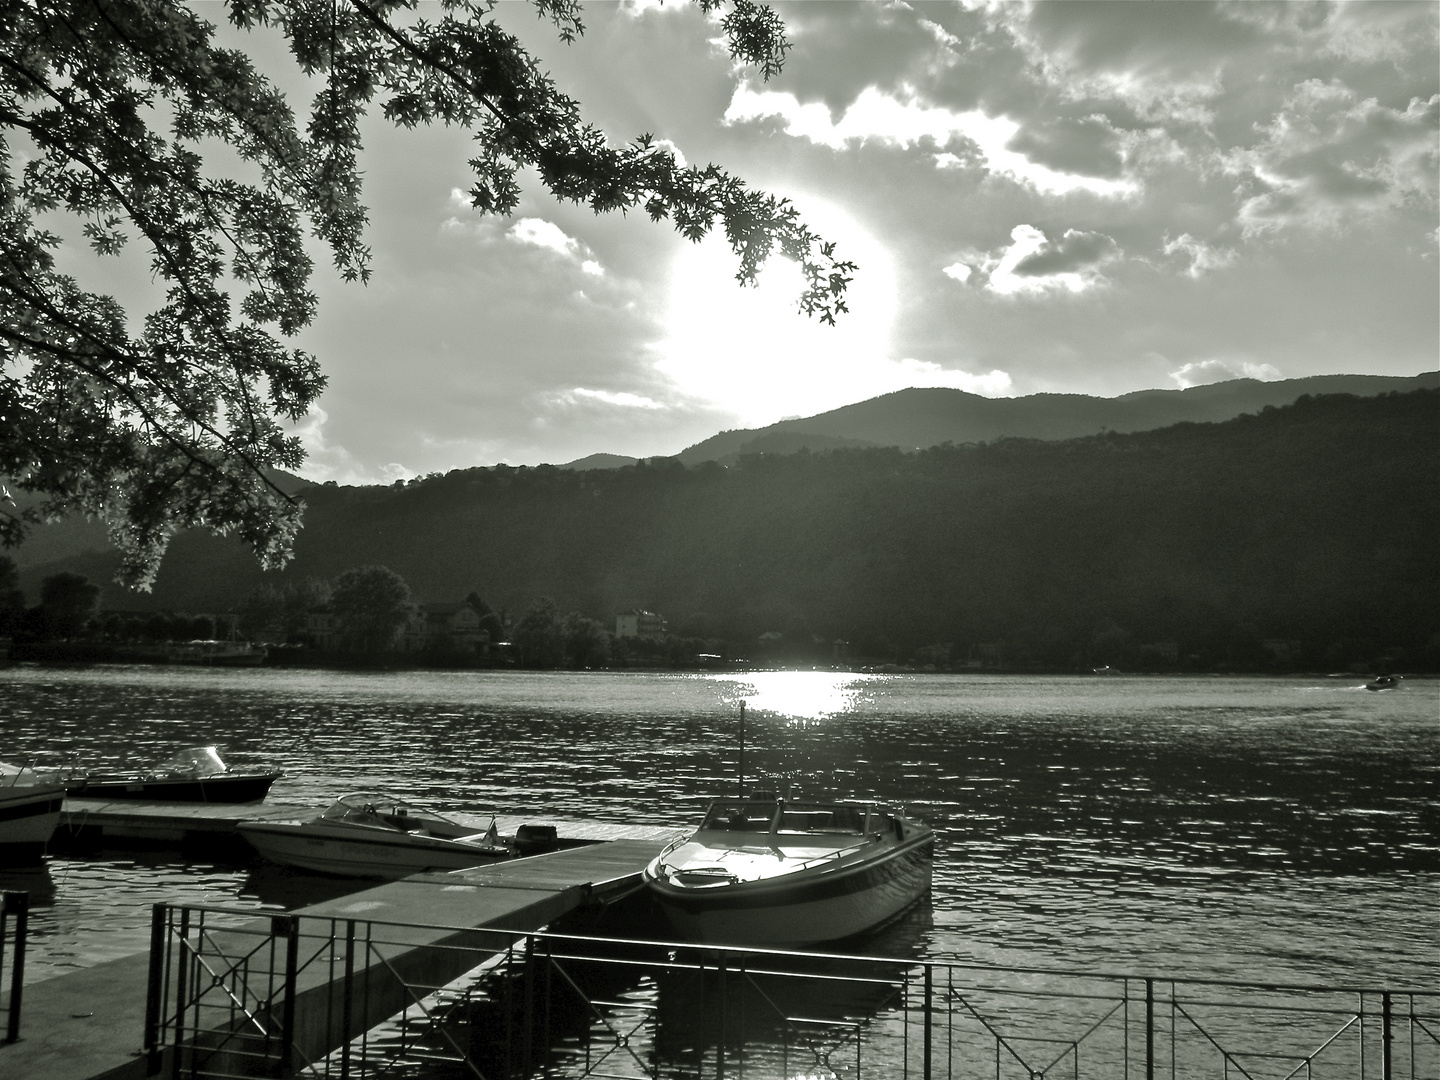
[[738, 700, 746, 796]]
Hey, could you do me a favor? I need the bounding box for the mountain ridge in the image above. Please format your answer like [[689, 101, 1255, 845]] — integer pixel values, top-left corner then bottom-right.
[[664, 372, 1439, 466], [10, 388, 1437, 674]]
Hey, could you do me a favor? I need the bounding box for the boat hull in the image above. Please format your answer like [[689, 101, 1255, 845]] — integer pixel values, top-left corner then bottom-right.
[[65, 772, 282, 803], [0, 782, 66, 864], [648, 833, 933, 946], [237, 821, 506, 878]]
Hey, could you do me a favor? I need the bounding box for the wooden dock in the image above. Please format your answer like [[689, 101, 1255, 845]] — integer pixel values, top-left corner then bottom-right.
[[2, 829, 677, 1080], [57, 798, 681, 852]]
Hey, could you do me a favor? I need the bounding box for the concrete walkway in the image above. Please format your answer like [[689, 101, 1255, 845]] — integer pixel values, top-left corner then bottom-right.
[[0, 838, 671, 1080]]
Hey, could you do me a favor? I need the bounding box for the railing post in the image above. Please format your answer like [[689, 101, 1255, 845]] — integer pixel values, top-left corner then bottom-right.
[[1381, 990, 1392, 1080], [144, 904, 168, 1073], [521, 933, 536, 1077], [3, 892, 29, 1044], [340, 919, 356, 1080], [170, 907, 192, 1080], [1145, 977, 1154, 1080], [923, 963, 933, 1080], [276, 914, 300, 1076]]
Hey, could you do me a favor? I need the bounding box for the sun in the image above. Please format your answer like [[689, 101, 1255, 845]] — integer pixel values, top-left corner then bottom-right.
[[652, 198, 901, 425]]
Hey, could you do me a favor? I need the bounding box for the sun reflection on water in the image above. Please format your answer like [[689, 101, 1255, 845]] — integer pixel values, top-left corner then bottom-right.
[[712, 670, 878, 723]]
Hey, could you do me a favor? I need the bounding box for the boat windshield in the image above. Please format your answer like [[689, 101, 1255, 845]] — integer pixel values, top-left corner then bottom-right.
[[321, 793, 455, 831], [700, 800, 780, 833], [774, 803, 867, 836], [160, 746, 227, 776]]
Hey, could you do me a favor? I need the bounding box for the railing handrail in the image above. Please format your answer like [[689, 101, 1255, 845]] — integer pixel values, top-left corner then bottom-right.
[[148, 899, 1440, 1001]]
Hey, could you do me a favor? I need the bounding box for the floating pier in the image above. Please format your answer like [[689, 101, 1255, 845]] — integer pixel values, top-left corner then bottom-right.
[[3, 815, 677, 1080], [56, 799, 676, 853]]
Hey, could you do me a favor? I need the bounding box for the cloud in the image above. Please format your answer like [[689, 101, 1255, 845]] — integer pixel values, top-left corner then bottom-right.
[[1162, 233, 1236, 278], [440, 193, 607, 276], [1169, 360, 1283, 389], [1233, 84, 1439, 235], [1012, 229, 1119, 276], [724, 83, 1137, 197], [509, 217, 606, 275], [893, 358, 1013, 397], [981, 225, 1120, 295], [941, 261, 972, 283], [556, 388, 667, 410], [287, 405, 414, 486]]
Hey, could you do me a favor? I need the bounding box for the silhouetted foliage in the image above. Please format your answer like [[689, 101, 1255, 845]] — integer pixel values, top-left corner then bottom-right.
[[514, 596, 566, 668], [0, 555, 24, 636], [37, 570, 100, 638], [239, 576, 332, 641], [330, 564, 415, 653]]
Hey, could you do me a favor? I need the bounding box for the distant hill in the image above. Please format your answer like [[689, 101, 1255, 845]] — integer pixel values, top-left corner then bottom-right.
[[13, 389, 1438, 671], [558, 452, 640, 471], [673, 372, 1439, 465]]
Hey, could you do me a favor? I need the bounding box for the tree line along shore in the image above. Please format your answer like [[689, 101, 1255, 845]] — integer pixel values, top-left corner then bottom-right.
[[6, 389, 1437, 674]]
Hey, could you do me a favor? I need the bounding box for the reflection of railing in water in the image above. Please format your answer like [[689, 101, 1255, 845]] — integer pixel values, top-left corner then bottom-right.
[[143, 901, 1438, 1079], [1, 891, 29, 1044]]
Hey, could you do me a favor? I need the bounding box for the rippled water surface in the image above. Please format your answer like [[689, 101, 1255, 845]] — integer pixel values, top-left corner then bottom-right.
[[2, 666, 1436, 993]]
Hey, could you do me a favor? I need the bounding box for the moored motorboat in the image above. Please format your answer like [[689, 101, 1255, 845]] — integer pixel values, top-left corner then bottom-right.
[[166, 639, 268, 666], [1, 763, 66, 864], [643, 796, 933, 947], [237, 792, 512, 878], [64, 745, 284, 802]]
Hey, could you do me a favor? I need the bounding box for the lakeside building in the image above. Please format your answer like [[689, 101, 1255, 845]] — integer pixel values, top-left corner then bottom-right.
[[615, 609, 667, 640]]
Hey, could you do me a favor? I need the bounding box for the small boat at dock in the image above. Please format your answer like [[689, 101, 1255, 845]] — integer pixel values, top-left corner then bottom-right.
[[1, 762, 66, 864], [165, 639, 268, 666], [237, 792, 516, 878], [64, 746, 284, 803], [643, 796, 933, 947]]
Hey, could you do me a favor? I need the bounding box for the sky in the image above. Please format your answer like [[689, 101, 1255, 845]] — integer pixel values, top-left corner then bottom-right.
[[237, 2, 1437, 481]]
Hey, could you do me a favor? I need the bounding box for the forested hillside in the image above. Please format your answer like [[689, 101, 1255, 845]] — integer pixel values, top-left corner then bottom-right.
[[670, 371, 1439, 465], [21, 390, 1439, 670]]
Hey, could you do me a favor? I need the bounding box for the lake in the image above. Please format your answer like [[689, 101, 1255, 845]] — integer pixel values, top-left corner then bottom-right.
[[2, 665, 1435, 995]]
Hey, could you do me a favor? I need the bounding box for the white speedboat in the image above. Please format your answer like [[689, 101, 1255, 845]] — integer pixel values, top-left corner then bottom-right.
[[644, 797, 933, 947], [1, 762, 66, 864], [237, 792, 510, 878]]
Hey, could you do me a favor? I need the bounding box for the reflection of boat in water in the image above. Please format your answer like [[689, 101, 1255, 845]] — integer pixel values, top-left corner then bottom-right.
[[1, 763, 65, 864], [64, 746, 283, 802], [237, 793, 515, 878], [0, 860, 56, 904], [643, 797, 933, 946], [1365, 674, 1401, 691]]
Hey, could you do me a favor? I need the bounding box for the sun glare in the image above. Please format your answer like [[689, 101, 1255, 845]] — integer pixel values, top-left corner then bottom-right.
[[652, 199, 904, 424], [715, 670, 877, 723]]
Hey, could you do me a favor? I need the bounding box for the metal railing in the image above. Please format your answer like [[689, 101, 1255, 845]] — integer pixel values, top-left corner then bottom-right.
[[0, 891, 28, 1044], [143, 901, 1438, 1080]]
